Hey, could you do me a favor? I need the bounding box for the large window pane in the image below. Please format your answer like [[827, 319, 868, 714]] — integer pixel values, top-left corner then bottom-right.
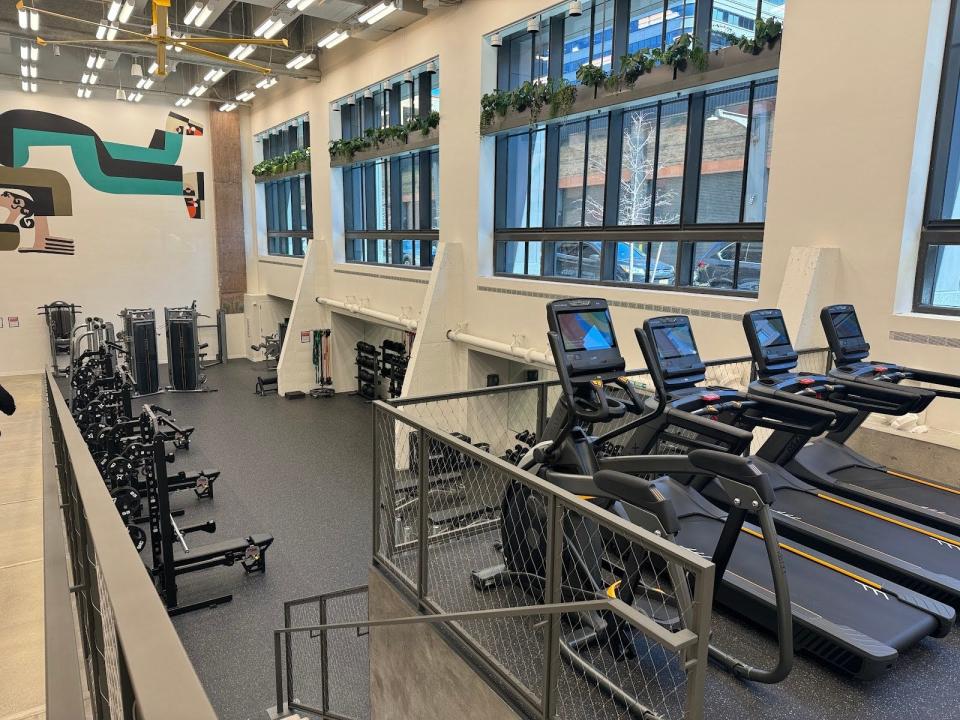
[[581, 241, 603, 279], [655, 100, 687, 224], [592, 1, 615, 74], [697, 86, 750, 223], [584, 117, 608, 227], [744, 82, 777, 222], [711, 0, 758, 49], [398, 156, 418, 230], [374, 160, 391, 230], [737, 241, 763, 290], [504, 132, 532, 228], [563, 11, 592, 83], [687, 240, 738, 288], [430, 150, 440, 229], [528, 241, 543, 275], [508, 33, 533, 89], [921, 245, 960, 308], [498, 240, 526, 274], [545, 240, 582, 278], [629, 0, 665, 53], [665, 1, 696, 46], [557, 121, 587, 226], [618, 106, 658, 225]]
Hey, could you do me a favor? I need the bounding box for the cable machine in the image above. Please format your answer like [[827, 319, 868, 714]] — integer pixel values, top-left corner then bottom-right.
[[165, 302, 216, 392], [118, 308, 162, 396], [38, 301, 82, 376]]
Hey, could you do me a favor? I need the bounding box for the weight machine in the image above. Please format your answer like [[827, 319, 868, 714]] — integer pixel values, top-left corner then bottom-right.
[[38, 301, 81, 376], [140, 405, 273, 615], [118, 308, 162, 396], [165, 302, 217, 392]]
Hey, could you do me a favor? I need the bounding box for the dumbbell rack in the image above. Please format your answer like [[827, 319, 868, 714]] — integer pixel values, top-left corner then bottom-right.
[[355, 341, 379, 401], [379, 339, 408, 399]]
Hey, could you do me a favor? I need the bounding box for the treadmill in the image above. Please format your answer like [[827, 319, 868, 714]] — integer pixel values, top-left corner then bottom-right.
[[631, 315, 960, 612], [535, 299, 953, 680], [743, 307, 960, 536]]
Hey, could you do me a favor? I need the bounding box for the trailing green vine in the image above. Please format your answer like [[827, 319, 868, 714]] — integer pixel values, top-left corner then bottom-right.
[[328, 111, 440, 162], [252, 147, 311, 178], [725, 16, 783, 55], [479, 32, 714, 129]]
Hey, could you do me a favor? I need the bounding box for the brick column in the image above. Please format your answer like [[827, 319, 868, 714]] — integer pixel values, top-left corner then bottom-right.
[[210, 110, 246, 313]]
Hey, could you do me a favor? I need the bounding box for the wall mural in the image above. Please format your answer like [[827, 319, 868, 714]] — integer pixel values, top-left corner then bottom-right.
[[0, 109, 205, 256]]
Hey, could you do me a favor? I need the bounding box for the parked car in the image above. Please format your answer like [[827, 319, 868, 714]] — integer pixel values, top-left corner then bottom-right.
[[552, 243, 676, 284], [692, 241, 761, 291]]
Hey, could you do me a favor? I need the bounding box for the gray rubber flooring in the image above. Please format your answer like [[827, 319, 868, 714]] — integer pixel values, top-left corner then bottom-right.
[[160, 360, 960, 719], [156, 360, 373, 719]]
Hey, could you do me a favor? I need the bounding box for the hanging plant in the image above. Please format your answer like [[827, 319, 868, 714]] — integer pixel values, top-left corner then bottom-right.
[[328, 114, 440, 162], [725, 17, 783, 55], [651, 32, 708, 79], [548, 79, 577, 119], [615, 49, 656, 89], [252, 147, 313, 178], [576, 63, 608, 99]]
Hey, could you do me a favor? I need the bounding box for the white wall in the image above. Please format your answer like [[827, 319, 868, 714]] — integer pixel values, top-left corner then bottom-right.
[[243, 0, 960, 429], [0, 87, 218, 374]]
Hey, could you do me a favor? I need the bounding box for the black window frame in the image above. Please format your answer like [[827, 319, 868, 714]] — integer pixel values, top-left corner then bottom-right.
[[918, 0, 960, 315], [492, 75, 776, 297], [257, 114, 313, 259]]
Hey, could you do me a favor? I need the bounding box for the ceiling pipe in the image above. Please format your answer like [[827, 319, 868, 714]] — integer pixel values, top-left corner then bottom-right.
[[315, 297, 418, 331], [445, 328, 553, 367]]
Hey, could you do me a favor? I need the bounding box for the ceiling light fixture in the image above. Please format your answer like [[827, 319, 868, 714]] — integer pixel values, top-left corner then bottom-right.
[[29, 9, 38, 31], [136, 77, 155, 89], [253, 16, 277, 37], [229, 44, 256, 61], [77, 86, 92, 99], [107, 22, 119, 40], [285, 52, 315, 70], [175, 97, 192, 107], [195, 3, 213, 26], [116, 87, 126, 101], [20, 63, 28, 77], [30, 82, 38, 93], [119, 0, 135, 23], [264, 18, 286, 38], [358, 2, 396, 25], [96, 20, 107, 40], [96, 54, 106, 70], [204, 68, 226, 83], [219, 102, 237, 112], [296, 0, 316, 8], [489, 32, 502, 47], [131, 61, 143, 77], [148, 61, 159, 74], [128, 92, 143, 103], [527, 16, 540, 33], [236, 90, 256, 102], [256, 76, 278, 89], [403, 70, 413, 83], [317, 29, 349, 49], [568, 1, 583, 16], [86, 52, 96, 69], [108, 0, 122, 22], [20, 79, 28, 92], [188, 84, 207, 96], [17, 6, 27, 28], [184, 1, 203, 24], [425, 60, 436, 73]]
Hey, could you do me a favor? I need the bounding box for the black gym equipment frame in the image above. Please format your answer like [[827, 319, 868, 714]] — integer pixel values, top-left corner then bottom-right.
[[743, 306, 960, 536], [140, 406, 273, 616], [629, 314, 956, 677]]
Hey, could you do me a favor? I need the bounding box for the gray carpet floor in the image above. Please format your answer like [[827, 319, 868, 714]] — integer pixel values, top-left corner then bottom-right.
[[158, 360, 960, 720]]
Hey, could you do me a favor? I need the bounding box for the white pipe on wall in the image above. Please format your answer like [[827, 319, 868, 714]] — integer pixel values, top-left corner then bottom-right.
[[315, 296, 418, 330], [445, 328, 554, 367]]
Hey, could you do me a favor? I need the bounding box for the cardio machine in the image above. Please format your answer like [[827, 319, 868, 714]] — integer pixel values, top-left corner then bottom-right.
[[474, 297, 797, 696], [742, 307, 960, 536], [633, 315, 955, 677]]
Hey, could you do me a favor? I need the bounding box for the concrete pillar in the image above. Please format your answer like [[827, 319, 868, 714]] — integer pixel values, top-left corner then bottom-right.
[[211, 109, 247, 313]]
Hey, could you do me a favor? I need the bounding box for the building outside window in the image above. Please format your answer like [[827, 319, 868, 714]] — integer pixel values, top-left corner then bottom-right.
[[337, 60, 440, 268], [256, 115, 312, 258], [920, 0, 960, 312]]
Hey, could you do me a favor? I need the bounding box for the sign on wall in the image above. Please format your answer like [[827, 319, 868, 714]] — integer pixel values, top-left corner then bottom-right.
[[0, 109, 205, 256]]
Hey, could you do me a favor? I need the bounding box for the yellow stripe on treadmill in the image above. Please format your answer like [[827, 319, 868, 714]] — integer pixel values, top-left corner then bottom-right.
[[740, 527, 883, 590], [886, 470, 960, 496], [816, 493, 960, 548]]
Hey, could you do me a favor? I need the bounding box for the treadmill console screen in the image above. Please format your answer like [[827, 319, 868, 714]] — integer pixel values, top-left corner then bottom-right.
[[821, 304, 870, 363], [652, 324, 697, 362], [742, 309, 799, 375], [547, 298, 625, 379], [643, 316, 706, 390], [558, 310, 615, 352]]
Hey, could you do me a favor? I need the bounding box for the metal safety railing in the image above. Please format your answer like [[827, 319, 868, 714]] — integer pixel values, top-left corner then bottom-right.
[[372, 401, 715, 720], [43, 369, 216, 720]]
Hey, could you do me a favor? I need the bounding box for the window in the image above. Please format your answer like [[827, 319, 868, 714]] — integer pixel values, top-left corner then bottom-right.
[[493, 78, 776, 294], [342, 151, 439, 267], [919, 0, 960, 311], [629, 0, 696, 53], [257, 115, 312, 258], [710, 0, 784, 50], [563, 0, 614, 81]]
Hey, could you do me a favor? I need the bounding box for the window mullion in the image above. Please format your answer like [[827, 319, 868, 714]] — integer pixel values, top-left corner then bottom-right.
[[581, 119, 591, 228], [681, 93, 706, 227], [649, 102, 663, 225], [739, 82, 756, 223], [604, 110, 625, 227]]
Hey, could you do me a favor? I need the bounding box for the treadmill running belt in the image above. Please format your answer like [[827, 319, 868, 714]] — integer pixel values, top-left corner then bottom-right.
[[676, 516, 937, 651], [833, 466, 960, 511], [773, 488, 960, 579]]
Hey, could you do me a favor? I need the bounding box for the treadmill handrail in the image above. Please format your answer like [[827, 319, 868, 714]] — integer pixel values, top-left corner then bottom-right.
[[829, 373, 933, 414], [747, 386, 859, 435]]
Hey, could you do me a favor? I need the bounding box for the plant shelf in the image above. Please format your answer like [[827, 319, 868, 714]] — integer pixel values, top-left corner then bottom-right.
[[330, 127, 440, 168]]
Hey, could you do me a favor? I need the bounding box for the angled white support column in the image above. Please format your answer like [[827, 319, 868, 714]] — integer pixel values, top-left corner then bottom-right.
[[774, 246, 840, 349]]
